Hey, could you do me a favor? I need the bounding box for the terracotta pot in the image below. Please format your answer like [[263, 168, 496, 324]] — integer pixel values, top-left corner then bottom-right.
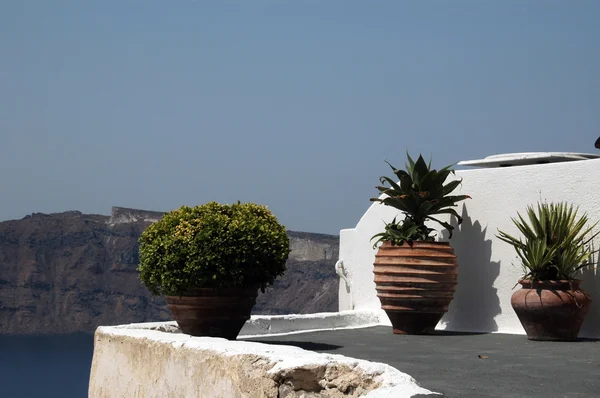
[[511, 280, 591, 341], [166, 286, 259, 339], [373, 241, 458, 334]]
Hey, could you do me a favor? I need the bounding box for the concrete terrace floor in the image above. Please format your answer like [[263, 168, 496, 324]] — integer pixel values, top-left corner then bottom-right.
[[245, 326, 600, 398]]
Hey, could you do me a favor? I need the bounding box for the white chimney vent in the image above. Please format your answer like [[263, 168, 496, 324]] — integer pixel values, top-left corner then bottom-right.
[[458, 152, 600, 168]]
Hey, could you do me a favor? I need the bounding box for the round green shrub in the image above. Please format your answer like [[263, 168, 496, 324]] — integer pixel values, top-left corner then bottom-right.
[[138, 201, 290, 296]]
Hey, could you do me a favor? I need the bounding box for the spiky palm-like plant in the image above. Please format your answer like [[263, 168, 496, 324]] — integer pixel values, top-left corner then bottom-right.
[[497, 202, 599, 281], [370, 153, 470, 247]]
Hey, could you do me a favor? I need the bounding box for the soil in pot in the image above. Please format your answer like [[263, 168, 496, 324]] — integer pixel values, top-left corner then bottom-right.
[[166, 286, 259, 339], [511, 280, 591, 341], [374, 241, 458, 334]]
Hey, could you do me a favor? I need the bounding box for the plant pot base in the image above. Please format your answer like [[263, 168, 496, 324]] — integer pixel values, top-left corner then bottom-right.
[[387, 312, 443, 335], [511, 280, 591, 341], [166, 287, 259, 340], [167, 315, 249, 340], [526, 336, 579, 342]]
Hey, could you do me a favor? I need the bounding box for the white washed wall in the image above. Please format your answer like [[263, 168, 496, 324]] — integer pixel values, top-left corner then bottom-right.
[[339, 158, 600, 338]]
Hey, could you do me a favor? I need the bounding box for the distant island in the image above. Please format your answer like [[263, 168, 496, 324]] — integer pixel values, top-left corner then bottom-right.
[[0, 207, 339, 335]]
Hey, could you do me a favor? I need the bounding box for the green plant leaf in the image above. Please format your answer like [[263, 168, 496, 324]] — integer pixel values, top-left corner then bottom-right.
[[432, 208, 463, 224], [496, 202, 598, 280], [378, 176, 403, 192], [406, 152, 415, 174], [442, 179, 462, 196], [371, 153, 470, 242], [427, 215, 456, 238]]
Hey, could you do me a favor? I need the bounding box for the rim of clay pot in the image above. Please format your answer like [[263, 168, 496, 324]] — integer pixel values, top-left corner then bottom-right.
[[382, 240, 451, 247], [167, 285, 261, 297], [518, 279, 582, 289]]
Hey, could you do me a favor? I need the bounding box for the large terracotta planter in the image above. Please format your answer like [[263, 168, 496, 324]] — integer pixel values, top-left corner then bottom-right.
[[373, 241, 458, 334], [511, 280, 591, 341], [166, 286, 259, 339]]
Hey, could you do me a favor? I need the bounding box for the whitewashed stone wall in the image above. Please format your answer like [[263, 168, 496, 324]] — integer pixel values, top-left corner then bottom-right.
[[339, 158, 600, 338], [88, 323, 436, 398]]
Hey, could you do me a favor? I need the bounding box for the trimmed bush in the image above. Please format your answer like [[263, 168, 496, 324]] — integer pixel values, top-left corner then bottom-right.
[[138, 201, 290, 296]]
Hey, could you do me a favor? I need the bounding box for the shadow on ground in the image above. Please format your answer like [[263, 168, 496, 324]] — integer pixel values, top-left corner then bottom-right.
[[579, 242, 600, 338], [248, 326, 600, 397], [423, 330, 488, 336], [248, 340, 342, 351]]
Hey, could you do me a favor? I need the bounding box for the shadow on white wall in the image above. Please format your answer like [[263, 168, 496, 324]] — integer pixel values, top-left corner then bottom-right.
[[580, 247, 600, 337], [440, 205, 502, 332]]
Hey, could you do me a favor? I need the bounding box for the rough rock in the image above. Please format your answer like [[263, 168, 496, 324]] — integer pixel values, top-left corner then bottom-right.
[[275, 363, 375, 397], [0, 207, 339, 335], [254, 231, 339, 316]]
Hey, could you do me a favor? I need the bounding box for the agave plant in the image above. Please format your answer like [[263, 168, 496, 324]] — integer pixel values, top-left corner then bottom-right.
[[370, 153, 470, 247], [497, 202, 599, 281]]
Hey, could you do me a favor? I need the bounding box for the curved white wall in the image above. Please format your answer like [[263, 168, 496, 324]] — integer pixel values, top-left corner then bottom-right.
[[339, 158, 600, 337]]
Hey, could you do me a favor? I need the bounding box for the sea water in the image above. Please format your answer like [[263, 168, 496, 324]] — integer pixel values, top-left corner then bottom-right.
[[0, 333, 94, 398]]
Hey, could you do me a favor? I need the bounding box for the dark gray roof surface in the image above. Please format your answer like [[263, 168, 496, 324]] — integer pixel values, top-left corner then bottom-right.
[[246, 326, 600, 397]]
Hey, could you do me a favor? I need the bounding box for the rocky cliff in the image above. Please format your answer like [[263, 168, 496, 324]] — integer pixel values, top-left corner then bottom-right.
[[0, 207, 339, 335]]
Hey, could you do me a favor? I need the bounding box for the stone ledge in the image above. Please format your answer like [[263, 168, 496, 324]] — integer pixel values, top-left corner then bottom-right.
[[89, 323, 437, 397], [240, 310, 382, 338], [113, 310, 383, 339]]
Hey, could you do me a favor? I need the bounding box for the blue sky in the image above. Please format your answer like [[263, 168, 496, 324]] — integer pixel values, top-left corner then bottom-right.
[[1, 1, 599, 234]]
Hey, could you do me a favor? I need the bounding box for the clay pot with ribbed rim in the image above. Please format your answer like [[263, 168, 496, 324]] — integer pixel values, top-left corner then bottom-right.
[[166, 286, 259, 340], [511, 280, 591, 341], [373, 241, 458, 335]]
